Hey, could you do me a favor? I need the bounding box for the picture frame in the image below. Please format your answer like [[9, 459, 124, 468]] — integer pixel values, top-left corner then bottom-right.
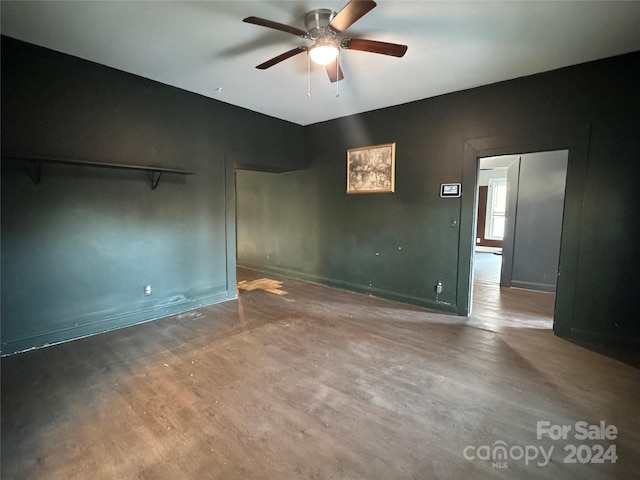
[[346, 142, 396, 194]]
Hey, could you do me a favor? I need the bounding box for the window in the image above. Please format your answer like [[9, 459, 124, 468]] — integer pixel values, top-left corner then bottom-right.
[[485, 177, 507, 240]]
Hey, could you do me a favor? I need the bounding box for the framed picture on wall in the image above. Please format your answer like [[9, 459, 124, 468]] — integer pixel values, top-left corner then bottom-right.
[[346, 142, 396, 194]]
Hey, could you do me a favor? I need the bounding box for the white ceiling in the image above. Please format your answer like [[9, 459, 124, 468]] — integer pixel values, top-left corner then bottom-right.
[[2, 1, 640, 126]]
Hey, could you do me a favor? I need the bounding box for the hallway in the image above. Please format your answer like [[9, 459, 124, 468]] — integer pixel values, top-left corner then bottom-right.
[[471, 252, 554, 331]]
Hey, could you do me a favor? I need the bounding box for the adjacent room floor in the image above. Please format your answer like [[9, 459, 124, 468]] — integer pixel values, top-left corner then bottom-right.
[[471, 251, 554, 331], [2, 267, 638, 479]]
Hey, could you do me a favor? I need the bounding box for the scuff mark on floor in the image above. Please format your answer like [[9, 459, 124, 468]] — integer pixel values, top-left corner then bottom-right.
[[238, 278, 288, 296]]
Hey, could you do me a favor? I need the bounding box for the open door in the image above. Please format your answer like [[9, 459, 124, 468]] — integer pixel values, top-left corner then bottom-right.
[[500, 156, 521, 287]]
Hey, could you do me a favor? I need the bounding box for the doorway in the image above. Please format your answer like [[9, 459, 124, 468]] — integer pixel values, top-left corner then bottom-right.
[[470, 150, 568, 328], [473, 155, 512, 288]]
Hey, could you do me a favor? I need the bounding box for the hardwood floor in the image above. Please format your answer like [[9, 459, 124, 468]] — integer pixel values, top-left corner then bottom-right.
[[2, 267, 639, 479], [471, 251, 555, 331]]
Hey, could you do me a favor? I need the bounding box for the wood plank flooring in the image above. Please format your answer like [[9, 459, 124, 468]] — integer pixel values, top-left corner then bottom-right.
[[2, 267, 639, 479], [471, 252, 555, 331]]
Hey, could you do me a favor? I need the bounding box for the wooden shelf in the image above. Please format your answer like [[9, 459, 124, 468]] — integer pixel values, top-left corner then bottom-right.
[[2, 155, 194, 190]]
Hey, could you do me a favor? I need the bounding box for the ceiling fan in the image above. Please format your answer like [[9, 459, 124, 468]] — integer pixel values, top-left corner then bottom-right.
[[243, 0, 408, 84]]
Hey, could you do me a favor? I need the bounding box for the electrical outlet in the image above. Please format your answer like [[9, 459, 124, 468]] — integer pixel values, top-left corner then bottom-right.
[[436, 280, 443, 294], [144, 284, 152, 296]]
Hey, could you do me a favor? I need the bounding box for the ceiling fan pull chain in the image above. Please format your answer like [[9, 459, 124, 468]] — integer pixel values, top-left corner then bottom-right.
[[336, 50, 340, 98], [307, 54, 312, 98]]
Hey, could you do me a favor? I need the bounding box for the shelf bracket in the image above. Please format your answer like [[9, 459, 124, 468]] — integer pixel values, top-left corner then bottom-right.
[[148, 170, 164, 190], [25, 160, 42, 185]]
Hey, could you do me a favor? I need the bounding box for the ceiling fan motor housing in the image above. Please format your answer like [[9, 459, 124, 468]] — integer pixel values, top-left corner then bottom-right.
[[304, 9, 337, 40]]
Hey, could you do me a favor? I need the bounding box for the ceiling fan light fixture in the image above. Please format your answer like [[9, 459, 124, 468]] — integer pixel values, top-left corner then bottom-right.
[[245, 0, 407, 87], [309, 44, 339, 65]]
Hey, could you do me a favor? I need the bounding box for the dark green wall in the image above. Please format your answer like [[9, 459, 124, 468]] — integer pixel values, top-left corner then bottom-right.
[[3, 35, 638, 353], [237, 51, 640, 347], [1, 37, 304, 355]]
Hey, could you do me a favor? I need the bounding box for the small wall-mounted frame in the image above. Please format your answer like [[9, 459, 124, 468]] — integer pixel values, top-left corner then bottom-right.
[[347, 142, 396, 194], [440, 183, 461, 198]]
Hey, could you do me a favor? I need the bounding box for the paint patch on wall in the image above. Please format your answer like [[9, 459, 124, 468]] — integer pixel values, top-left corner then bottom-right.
[[237, 278, 287, 296]]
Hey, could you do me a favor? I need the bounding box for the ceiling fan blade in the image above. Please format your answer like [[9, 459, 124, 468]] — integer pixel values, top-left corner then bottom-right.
[[330, 0, 377, 32], [325, 60, 345, 83], [256, 46, 307, 70], [243, 16, 308, 38], [341, 38, 408, 57]]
